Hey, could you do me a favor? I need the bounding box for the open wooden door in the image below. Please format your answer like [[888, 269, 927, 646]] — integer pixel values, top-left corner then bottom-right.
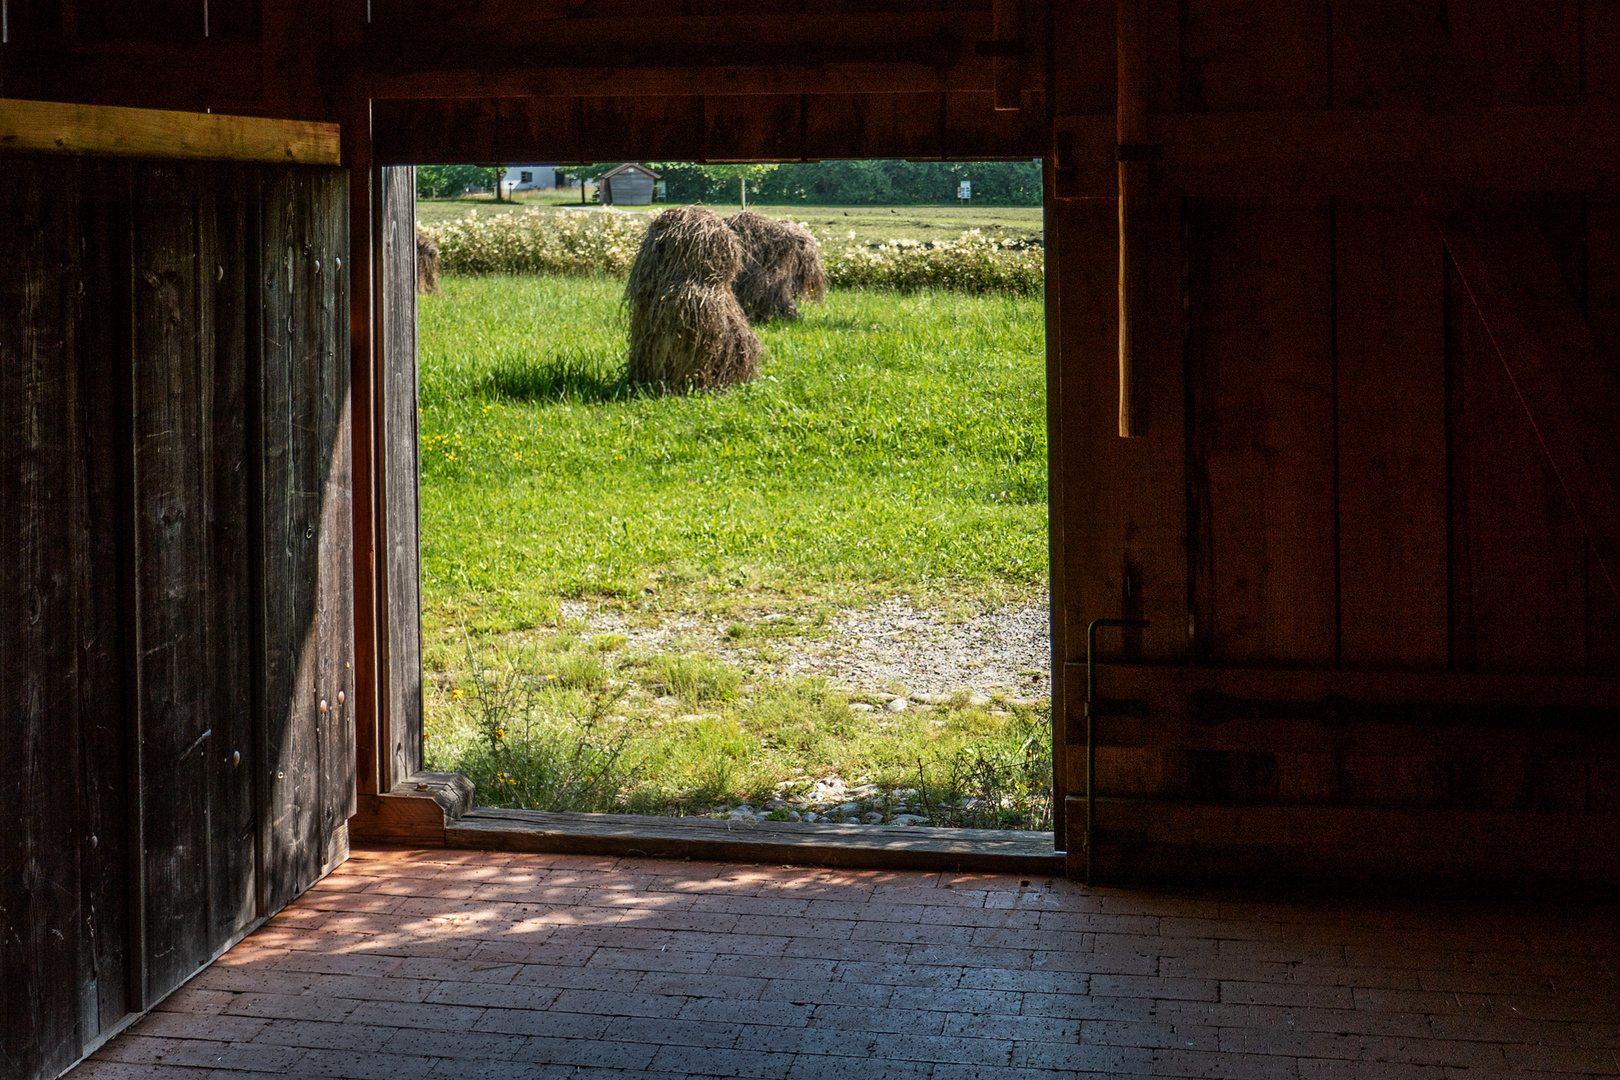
[[0, 102, 352, 1080]]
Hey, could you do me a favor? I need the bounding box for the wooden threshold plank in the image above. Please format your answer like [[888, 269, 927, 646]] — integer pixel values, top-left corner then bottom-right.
[[0, 99, 339, 165], [448, 809, 1065, 874]]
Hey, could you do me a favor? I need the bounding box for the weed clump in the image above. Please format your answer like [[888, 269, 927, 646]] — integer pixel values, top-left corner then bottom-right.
[[624, 206, 760, 392], [724, 211, 828, 323]]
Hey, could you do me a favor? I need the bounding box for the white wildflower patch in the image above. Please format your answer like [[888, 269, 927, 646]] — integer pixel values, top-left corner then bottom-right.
[[423, 210, 1043, 296]]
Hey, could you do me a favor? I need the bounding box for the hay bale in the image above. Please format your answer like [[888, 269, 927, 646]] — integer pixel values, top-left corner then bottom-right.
[[625, 205, 760, 391], [724, 211, 827, 323], [416, 229, 441, 295]]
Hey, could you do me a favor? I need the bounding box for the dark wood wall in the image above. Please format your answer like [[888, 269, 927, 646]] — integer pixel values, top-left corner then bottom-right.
[[1049, 1, 1620, 878], [0, 154, 352, 1080]]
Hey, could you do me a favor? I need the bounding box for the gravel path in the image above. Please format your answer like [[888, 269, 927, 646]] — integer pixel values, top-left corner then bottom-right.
[[561, 595, 1051, 701]]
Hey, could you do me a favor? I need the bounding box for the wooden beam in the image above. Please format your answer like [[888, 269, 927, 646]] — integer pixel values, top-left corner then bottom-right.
[[1053, 107, 1620, 198], [1115, 0, 1149, 437], [1437, 206, 1620, 603], [447, 808, 1064, 874], [1078, 798, 1620, 880], [0, 99, 338, 165]]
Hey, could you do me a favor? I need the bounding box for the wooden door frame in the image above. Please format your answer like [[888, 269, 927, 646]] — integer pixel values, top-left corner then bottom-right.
[[344, 99, 1067, 850]]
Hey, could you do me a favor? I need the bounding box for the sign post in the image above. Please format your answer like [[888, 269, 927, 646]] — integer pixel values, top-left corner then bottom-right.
[[958, 180, 972, 204]]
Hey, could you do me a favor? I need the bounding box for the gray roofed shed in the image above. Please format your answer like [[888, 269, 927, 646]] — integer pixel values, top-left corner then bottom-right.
[[599, 163, 659, 206]]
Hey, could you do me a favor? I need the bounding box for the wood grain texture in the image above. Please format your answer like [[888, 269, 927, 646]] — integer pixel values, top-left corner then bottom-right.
[[0, 99, 338, 165], [449, 808, 1064, 874], [1081, 798, 1620, 880], [130, 160, 215, 1002], [1187, 200, 1336, 666], [204, 163, 260, 948], [1445, 231, 1593, 671], [75, 158, 137, 1040], [0, 153, 92, 1080], [1441, 205, 1620, 609], [1180, 0, 1332, 112], [1334, 206, 1448, 669], [1052, 193, 1189, 801], [380, 167, 424, 792], [258, 168, 323, 914]]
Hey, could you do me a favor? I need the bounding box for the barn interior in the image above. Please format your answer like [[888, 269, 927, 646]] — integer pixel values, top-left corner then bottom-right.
[[3, 3, 1619, 1079]]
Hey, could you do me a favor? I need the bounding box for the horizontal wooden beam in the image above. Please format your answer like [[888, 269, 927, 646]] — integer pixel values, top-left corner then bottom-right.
[[1063, 662, 1620, 712], [449, 807, 1064, 874], [1054, 107, 1620, 197], [1072, 797, 1620, 880], [358, 62, 992, 100], [0, 99, 339, 165]]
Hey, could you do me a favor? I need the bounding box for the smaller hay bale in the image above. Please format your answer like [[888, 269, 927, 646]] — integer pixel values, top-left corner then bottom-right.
[[416, 229, 440, 295], [724, 211, 828, 323], [625, 205, 760, 392]]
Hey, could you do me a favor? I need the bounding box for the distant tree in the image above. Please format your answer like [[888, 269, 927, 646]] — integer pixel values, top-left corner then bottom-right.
[[416, 164, 503, 199], [753, 160, 1041, 206]]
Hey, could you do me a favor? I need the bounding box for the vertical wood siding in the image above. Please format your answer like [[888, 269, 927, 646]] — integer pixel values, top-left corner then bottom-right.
[[1054, 4, 1620, 873], [0, 155, 351, 1080], [381, 166, 424, 793]]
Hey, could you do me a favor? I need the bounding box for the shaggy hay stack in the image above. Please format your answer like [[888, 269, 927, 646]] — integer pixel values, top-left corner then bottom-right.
[[724, 211, 828, 322], [625, 205, 760, 391], [416, 228, 441, 295]]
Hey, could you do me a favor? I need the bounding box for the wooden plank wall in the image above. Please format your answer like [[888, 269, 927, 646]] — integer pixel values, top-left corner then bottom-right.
[[1054, 0, 1620, 879], [0, 155, 352, 1079], [380, 166, 425, 792]]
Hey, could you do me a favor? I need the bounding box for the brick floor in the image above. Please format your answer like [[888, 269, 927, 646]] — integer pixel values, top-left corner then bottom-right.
[[68, 847, 1620, 1080]]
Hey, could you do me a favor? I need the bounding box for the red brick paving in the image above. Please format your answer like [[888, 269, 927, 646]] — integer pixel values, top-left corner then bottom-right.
[[68, 847, 1620, 1079]]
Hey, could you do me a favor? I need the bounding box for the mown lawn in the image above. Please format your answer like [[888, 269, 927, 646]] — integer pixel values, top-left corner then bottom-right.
[[418, 273, 1051, 824]]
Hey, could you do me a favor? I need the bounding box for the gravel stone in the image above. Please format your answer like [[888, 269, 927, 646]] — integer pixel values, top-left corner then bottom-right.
[[885, 697, 909, 712], [558, 595, 1051, 699]]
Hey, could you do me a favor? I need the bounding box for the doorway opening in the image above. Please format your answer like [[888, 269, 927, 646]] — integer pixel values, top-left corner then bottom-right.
[[407, 159, 1052, 837]]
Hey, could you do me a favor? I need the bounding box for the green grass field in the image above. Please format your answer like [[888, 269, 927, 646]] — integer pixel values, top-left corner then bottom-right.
[[417, 196, 1044, 247], [417, 273, 1051, 824]]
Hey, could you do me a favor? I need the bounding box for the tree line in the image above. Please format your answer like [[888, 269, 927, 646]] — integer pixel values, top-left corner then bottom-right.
[[417, 160, 1041, 206]]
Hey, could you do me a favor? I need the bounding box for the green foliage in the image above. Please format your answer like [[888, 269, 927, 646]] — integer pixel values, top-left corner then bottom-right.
[[421, 208, 1041, 295], [416, 276, 1046, 629], [443, 642, 643, 812], [425, 637, 1052, 827], [417, 164, 503, 199], [822, 232, 1043, 297], [911, 707, 1052, 830], [648, 160, 1041, 206], [646, 654, 742, 706], [421, 209, 644, 276]]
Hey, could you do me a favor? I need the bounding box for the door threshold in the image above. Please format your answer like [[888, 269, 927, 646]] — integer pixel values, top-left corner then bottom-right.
[[447, 807, 1064, 874]]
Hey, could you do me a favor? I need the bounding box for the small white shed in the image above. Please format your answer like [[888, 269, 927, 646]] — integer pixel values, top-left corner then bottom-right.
[[599, 163, 660, 206], [502, 165, 559, 195]]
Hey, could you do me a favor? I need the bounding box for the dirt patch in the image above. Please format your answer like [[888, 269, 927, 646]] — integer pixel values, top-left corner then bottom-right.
[[560, 595, 1051, 701]]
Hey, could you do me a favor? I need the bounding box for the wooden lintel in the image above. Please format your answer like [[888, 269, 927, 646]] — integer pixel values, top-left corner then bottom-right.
[[356, 62, 992, 101], [1053, 108, 1620, 198], [0, 99, 339, 165], [1437, 208, 1620, 603]]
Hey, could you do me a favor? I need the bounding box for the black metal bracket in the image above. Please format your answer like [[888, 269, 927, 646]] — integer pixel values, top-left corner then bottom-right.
[[1085, 618, 1149, 886]]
